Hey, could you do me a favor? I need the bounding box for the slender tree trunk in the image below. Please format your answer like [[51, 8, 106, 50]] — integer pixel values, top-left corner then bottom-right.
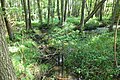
[[51, 0, 55, 24], [21, 0, 24, 21], [37, 0, 42, 24], [99, 5, 103, 21], [74, 0, 77, 17], [84, 0, 106, 24], [109, 0, 119, 31], [22, 0, 29, 30], [114, 15, 120, 67], [67, 0, 70, 17], [57, 0, 60, 22], [61, 0, 64, 26], [72, 0, 76, 17], [0, 15, 17, 80], [33, 0, 36, 14], [95, 0, 99, 17], [0, 0, 14, 41], [48, 0, 51, 25], [64, 0, 68, 22], [86, 2, 90, 15], [79, 0, 86, 33], [61, 54, 64, 77], [27, 0, 32, 29], [93, 0, 97, 10], [113, 0, 120, 67], [52, 0, 55, 18]]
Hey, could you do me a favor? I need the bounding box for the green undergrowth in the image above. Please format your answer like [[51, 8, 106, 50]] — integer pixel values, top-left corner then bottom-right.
[[47, 25, 120, 80], [66, 17, 108, 30], [8, 18, 120, 80], [8, 31, 41, 80], [64, 32, 120, 80]]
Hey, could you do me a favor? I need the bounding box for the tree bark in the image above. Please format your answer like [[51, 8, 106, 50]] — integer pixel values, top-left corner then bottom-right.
[[64, 0, 68, 22], [61, 0, 64, 26], [22, 0, 29, 30], [0, 0, 14, 41], [79, 0, 86, 32], [57, 0, 61, 22], [51, 0, 55, 24], [37, 0, 42, 24], [27, 0, 32, 29], [48, 0, 51, 25], [0, 15, 17, 80], [99, 5, 103, 21], [67, 0, 70, 17]]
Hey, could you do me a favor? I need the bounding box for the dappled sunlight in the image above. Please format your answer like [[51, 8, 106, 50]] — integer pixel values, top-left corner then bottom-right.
[[0, 0, 120, 79]]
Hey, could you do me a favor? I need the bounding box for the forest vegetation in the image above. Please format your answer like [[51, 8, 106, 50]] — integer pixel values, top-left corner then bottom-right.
[[0, 0, 120, 80]]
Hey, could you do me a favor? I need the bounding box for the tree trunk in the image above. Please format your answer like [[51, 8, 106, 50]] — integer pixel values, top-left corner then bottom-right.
[[86, 2, 90, 15], [79, 0, 86, 33], [64, 0, 68, 22], [27, 0, 32, 29], [95, 0, 99, 17], [0, 15, 17, 80], [84, 0, 106, 24], [109, 0, 119, 31], [22, 0, 29, 30], [61, 0, 64, 26], [37, 0, 42, 24], [71, 0, 76, 16], [20, 0, 24, 21], [67, 0, 70, 17], [48, 0, 51, 25], [0, 0, 14, 41], [57, 0, 61, 23], [33, 0, 36, 14], [51, 0, 55, 24], [114, 15, 120, 67], [52, 0, 55, 18], [99, 5, 103, 21]]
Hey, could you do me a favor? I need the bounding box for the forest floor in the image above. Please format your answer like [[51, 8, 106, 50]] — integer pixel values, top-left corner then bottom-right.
[[7, 20, 120, 80]]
